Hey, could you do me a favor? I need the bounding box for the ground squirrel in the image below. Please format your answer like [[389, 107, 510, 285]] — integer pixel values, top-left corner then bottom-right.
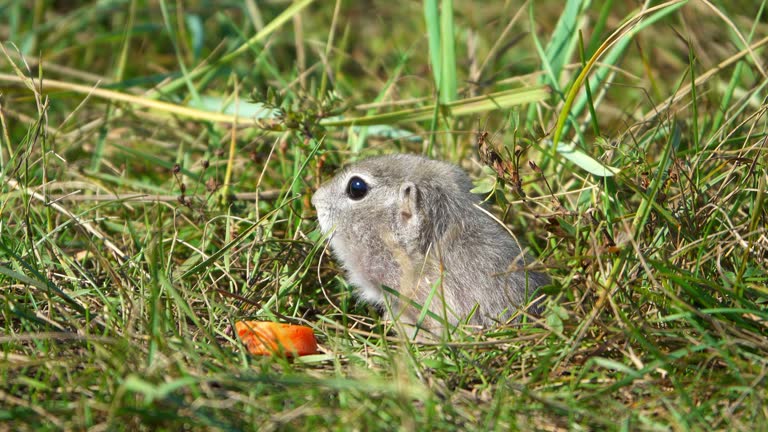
[[312, 154, 548, 338]]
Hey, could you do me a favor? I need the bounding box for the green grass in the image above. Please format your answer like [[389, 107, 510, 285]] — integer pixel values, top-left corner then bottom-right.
[[1, 0, 767, 430]]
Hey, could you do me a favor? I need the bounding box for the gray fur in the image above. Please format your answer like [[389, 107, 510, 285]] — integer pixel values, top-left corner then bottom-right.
[[312, 154, 548, 337]]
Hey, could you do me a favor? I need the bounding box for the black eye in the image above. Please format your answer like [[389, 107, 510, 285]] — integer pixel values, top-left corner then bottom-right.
[[346, 176, 368, 200]]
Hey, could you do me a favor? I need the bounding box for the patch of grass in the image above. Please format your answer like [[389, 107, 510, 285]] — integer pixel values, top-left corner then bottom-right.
[[1, 1, 767, 430]]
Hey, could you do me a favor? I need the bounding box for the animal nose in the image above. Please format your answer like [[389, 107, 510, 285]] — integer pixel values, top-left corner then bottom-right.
[[310, 189, 321, 207]]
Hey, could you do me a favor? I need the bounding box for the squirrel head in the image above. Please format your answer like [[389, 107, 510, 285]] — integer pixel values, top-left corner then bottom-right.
[[312, 154, 478, 255]]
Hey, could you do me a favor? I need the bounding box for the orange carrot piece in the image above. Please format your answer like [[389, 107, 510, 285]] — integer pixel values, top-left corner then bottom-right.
[[235, 321, 318, 357]]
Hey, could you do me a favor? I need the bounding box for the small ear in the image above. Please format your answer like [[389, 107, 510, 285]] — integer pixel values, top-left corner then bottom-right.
[[398, 182, 418, 221]]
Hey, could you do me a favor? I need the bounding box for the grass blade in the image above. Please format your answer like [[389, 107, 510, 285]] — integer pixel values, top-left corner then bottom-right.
[[424, 0, 441, 91], [322, 86, 549, 127], [439, 0, 457, 103]]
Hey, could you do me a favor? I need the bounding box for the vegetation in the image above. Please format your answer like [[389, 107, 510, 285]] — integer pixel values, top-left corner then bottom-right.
[[1, 0, 766, 430]]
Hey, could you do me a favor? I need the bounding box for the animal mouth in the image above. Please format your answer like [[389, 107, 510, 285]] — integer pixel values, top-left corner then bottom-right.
[[314, 208, 337, 237]]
